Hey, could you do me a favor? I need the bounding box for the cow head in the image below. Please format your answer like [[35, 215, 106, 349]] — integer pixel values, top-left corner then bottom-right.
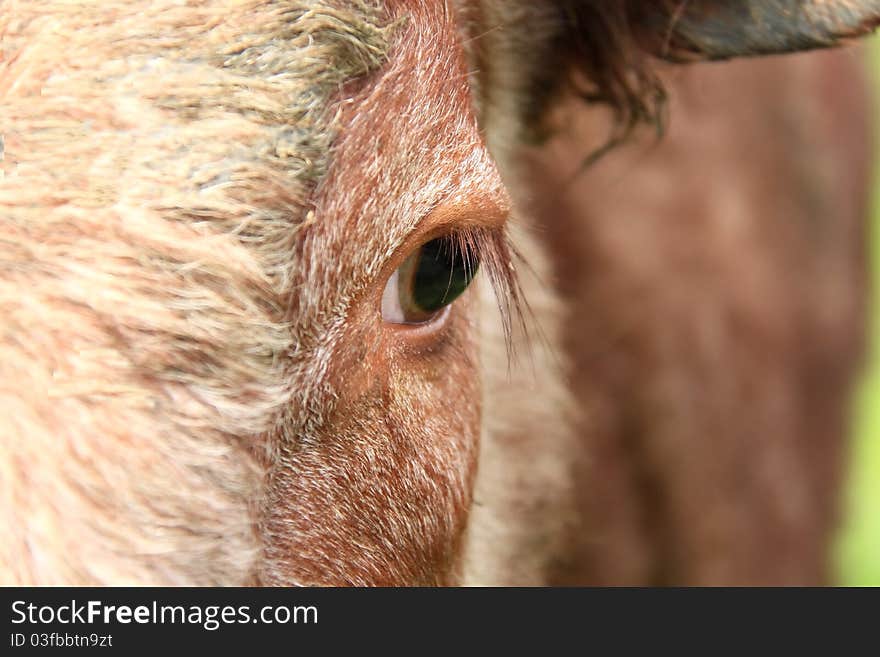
[[0, 0, 877, 585]]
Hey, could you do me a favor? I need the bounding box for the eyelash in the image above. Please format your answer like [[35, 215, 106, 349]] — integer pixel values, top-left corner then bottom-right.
[[446, 225, 525, 351]]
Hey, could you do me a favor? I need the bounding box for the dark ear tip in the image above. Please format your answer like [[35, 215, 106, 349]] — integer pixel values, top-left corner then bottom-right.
[[519, 0, 878, 142], [638, 0, 880, 61]]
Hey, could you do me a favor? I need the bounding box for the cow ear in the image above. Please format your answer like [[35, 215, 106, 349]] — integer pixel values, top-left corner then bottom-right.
[[636, 0, 880, 61]]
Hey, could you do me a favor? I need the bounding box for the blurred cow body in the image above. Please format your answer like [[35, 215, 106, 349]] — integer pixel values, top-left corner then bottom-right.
[[469, 50, 873, 585], [0, 1, 876, 585]]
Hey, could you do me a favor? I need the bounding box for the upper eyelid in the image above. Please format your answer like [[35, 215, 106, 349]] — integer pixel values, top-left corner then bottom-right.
[[423, 192, 511, 234]]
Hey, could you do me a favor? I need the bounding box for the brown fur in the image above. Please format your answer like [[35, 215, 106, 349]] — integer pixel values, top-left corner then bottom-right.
[[0, 0, 875, 585], [491, 50, 872, 585]]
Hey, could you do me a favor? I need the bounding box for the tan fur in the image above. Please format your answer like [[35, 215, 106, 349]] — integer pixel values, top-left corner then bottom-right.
[[0, 0, 393, 584]]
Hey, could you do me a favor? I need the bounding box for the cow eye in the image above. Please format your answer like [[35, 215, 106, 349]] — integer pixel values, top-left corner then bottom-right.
[[382, 236, 479, 324]]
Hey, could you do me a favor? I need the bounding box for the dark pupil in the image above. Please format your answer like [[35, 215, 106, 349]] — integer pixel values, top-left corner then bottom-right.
[[411, 238, 478, 313]]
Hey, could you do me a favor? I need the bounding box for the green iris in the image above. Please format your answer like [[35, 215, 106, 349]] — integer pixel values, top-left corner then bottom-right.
[[410, 238, 477, 313]]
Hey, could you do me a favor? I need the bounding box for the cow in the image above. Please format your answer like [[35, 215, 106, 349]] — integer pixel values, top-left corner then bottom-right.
[[0, 0, 877, 585]]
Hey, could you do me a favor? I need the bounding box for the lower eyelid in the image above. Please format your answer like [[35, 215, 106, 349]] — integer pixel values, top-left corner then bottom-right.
[[384, 305, 453, 338]]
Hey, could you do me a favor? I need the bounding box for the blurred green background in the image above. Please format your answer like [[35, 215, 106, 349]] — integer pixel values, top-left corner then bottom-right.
[[835, 37, 880, 586]]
